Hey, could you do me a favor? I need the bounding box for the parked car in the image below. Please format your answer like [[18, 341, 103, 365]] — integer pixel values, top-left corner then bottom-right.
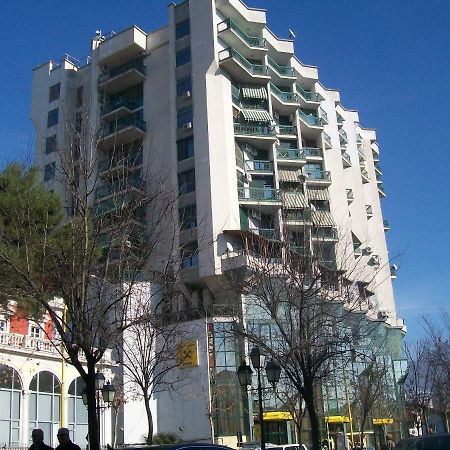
[[116, 444, 234, 450], [393, 434, 450, 450], [267, 444, 308, 450]]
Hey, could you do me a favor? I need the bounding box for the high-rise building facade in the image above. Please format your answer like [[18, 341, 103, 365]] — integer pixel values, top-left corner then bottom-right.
[[28, 0, 407, 448]]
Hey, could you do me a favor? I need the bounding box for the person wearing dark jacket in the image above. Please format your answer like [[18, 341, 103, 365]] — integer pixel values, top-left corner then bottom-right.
[[29, 429, 53, 450], [55, 428, 81, 450]]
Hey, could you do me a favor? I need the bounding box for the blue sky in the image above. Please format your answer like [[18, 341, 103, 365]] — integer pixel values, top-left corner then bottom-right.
[[1, 1, 449, 340]]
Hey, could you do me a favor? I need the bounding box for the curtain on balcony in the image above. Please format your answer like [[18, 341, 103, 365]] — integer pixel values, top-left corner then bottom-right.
[[311, 210, 335, 227], [278, 168, 301, 182], [280, 192, 308, 208], [241, 85, 267, 99], [241, 109, 272, 122], [308, 188, 329, 200]]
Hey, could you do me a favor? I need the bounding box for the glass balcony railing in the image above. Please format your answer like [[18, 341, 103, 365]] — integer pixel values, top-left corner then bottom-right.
[[383, 219, 390, 229], [313, 227, 338, 239], [250, 228, 278, 240], [219, 48, 268, 76], [283, 211, 311, 222], [277, 148, 304, 160], [101, 114, 146, 136], [342, 152, 351, 165], [303, 147, 322, 158], [244, 160, 273, 171], [276, 125, 297, 135], [361, 169, 370, 180], [101, 97, 143, 116], [95, 177, 145, 200], [305, 170, 331, 181], [98, 151, 143, 173], [218, 19, 266, 48], [378, 184, 386, 195], [98, 58, 146, 85], [346, 189, 354, 201], [336, 113, 345, 124], [267, 57, 295, 77], [339, 130, 348, 144], [296, 84, 322, 102], [298, 110, 324, 127], [270, 83, 299, 103], [374, 162, 382, 173], [231, 85, 240, 104], [237, 187, 280, 202], [234, 123, 275, 136], [323, 132, 332, 147]]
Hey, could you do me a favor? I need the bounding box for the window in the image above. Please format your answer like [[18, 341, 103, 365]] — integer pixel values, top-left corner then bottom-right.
[[177, 137, 194, 161], [30, 324, 41, 338], [178, 168, 195, 195], [44, 162, 56, 182], [177, 107, 193, 129], [68, 377, 88, 444], [76, 86, 83, 107], [175, 19, 190, 40], [49, 83, 60, 102], [47, 108, 59, 128], [0, 319, 7, 332], [179, 204, 197, 230], [181, 241, 199, 268], [176, 77, 192, 97], [0, 365, 22, 446], [45, 135, 57, 154], [176, 47, 191, 67]]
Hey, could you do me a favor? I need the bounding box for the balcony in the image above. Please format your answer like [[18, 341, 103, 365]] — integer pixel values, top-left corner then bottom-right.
[[374, 162, 382, 175], [378, 184, 386, 198], [93, 192, 141, 218], [98, 150, 143, 176], [366, 205, 373, 218], [234, 122, 277, 148], [283, 210, 312, 225], [341, 152, 352, 167], [276, 147, 305, 165], [238, 187, 281, 208], [360, 168, 370, 183], [296, 84, 322, 105], [98, 58, 146, 95], [95, 177, 145, 201], [219, 47, 269, 83], [312, 227, 338, 241], [289, 245, 310, 257], [358, 150, 366, 165], [276, 124, 297, 137], [250, 227, 278, 240], [323, 132, 332, 149], [217, 19, 267, 59], [383, 219, 390, 231], [267, 56, 295, 81], [305, 169, 331, 186], [244, 159, 273, 174], [336, 112, 345, 126], [303, 147, 323, 159], [100, 114, 146, 148], [356, 133, 363, 144], [298, 110, 324, 131], [101, 97, 143, 121], [270, 83, 299, 112], [339, 129, 348, 147], [346, 189, 354, 203], [319, 108, 328, 125]]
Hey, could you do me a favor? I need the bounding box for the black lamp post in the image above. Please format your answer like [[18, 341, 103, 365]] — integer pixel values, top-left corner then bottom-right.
[[81, 372, 116, 446], [237, 347, 282, 450]]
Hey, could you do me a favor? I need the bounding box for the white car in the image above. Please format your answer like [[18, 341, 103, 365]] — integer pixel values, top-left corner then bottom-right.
[[267, 444, 308, 450]]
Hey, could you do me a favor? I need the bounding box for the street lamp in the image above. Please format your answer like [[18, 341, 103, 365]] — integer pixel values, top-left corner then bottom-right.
[[81, 371, 116, 446], [237, 347, 282, 450]]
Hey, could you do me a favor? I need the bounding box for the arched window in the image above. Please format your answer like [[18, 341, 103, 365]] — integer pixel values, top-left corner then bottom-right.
[[68, 377, 88, 444], [29, 371, 61, 446], [0, 364, 22, 446]]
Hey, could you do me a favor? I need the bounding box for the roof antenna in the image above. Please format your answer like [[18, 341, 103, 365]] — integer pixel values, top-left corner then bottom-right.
[[288, 28, 296, 40]]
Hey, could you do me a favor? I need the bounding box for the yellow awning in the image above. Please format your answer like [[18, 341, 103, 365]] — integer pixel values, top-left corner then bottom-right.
[[281, 192, 308, 208], [278, 168, 301, 182], [308, 188, 329, 200], [263, 411, 293, 420], [242, 85, 268, 99], [373, 418, 394, 425], [312, 210, 335, 227], [241, 109, 272, 122]]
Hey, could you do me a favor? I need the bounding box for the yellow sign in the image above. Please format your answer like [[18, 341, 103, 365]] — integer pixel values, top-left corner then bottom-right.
[[373, 418, 394, 425], [177, 340, 199, 368], [325, 415, 351, 424], [263, 411, 293, 420]]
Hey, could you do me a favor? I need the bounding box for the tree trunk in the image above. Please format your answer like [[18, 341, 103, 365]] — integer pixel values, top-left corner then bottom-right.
[[86, 363, 101, 450], [442, 411, 449, 433], [144, 392, 154, 444], [359, 417, 366, 449], [303, 385, 321, 450]]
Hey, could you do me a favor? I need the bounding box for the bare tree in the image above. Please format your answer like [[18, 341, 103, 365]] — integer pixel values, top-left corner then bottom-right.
[[0, 103, 180, 450], [224, 230, 380, 450]]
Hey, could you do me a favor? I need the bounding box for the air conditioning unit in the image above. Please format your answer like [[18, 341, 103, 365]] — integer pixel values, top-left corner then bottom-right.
[[182, 122, 193, 130], [182, 90, 191, 99], [249, 209, 261, 220], [409, 429, 418, 437]]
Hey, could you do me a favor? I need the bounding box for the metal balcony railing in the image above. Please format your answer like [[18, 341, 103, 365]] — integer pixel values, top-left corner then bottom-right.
[[219, 48, 268, 76], [305, 169, 331, 181], [296, 84, 322, 102], [270, 83, 299, 103], [298, 110, 324, 127], [218, 18, 266, 48], [101, 114, 146, 136], [101, 97, 143, 116], [98, 151, 143, 173], [303, 147, 322, 158], [276, 125, 297, 135], [98, 58, 146, 85], [238, 187, 280, 201], [277, 148, 304, 160], [244, 160, 273, 171], [234, 123, 275, 136], [267, 57, 295, 77], [250, 228, 278, 240]]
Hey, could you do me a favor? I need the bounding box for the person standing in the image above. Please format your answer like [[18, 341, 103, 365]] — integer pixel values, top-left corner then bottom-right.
[[29, 429, 53, 450], [55, 428, 81, 450]]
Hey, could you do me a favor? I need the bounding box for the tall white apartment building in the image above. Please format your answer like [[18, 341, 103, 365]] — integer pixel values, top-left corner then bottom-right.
[[27, 0, 407, 447]]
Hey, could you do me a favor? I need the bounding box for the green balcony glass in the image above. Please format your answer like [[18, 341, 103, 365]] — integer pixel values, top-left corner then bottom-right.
[[267, 57, 295, 77], [234, 123, 275, 136], [298, 110, 323, 127], [296, 84, 322, 102], [303, 147, 322, 157], [305, 169, 331, 181], [276, 125, 297, 135], [244, 160, 273, 171], [250, 228, 278, 240], [219, 48, 268, 76], [277, 148, 304, 160], [218, 19, 266, 48], [98, 58, 146, 85], [270, 83, 299, 103], [237, 187, 280, 201], [101, 114, 146, 137]]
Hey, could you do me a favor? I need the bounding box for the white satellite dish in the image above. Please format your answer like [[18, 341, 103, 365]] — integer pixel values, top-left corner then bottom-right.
[[226, 242, 234, 253]]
